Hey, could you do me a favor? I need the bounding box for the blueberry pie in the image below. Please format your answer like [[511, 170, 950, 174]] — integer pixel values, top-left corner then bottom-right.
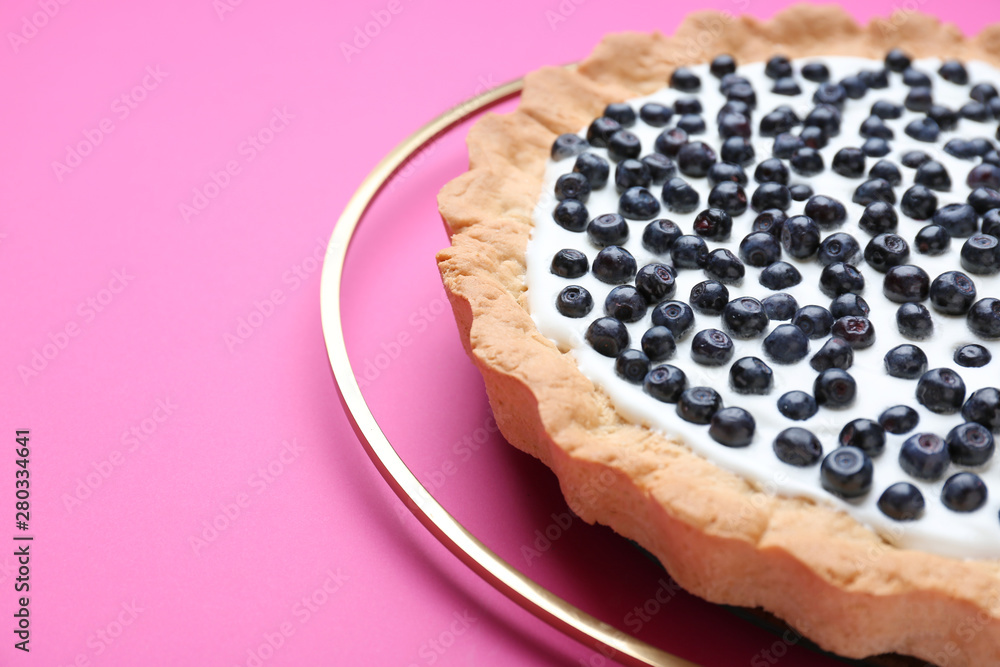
[[437, 6, 1000, 664]]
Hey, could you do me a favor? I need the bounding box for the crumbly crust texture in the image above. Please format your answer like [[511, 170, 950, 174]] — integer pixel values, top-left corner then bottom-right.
[[436, 6, 1000, 664]]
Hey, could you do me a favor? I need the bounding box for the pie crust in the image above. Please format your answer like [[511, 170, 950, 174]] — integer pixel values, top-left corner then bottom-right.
[[436, 6, 1000, 664]]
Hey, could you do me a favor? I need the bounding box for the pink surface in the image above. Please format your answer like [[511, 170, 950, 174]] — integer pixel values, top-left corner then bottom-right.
[[2, 1, 997, 665]]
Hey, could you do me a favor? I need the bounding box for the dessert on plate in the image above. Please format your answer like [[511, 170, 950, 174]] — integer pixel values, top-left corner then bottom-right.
[[437, 6, 1000, 664]]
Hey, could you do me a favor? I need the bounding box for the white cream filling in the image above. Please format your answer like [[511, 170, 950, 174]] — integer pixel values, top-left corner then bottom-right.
[[527, 56, 1000, 559]]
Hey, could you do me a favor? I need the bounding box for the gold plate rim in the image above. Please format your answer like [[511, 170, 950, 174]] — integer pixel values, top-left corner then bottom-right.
[[318, 74, 697, 667]]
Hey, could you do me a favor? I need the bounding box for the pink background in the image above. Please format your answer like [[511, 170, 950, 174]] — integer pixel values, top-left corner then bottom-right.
[[2, 1, 997, 665]]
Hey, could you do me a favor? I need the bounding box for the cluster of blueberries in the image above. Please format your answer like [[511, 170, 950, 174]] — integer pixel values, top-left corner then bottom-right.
[[546, 48, 1000, 521]]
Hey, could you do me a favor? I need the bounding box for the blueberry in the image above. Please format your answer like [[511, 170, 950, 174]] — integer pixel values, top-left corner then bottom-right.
[[692, 209, 731, 242], [642, 219, 682, 255], [830, 293, 869, 319], [859, 202, 898, 235], [552, 134, 589, 161], [862, 138, 891, 158], [962, 387, 1000, 432], [934, 205, 978, 240], [655, 128, 689, 157], [799, 125, 829, 150], [916, 368, 966, 414], [723, 297, 769, 339], [904, 118, 940, 143], [726, 82, 757, 109], [689, 280, 729, 315], [671, 235, 708, 269], [750, 183, 792, 213], [720, 136, 755, 166], [556, 285, 593, 318], [903, 67, 931, 88], [644, 364, 687, 403], [806, 105, 841, 133], [869, 160, 902, 186], [675, 99, 703, 115], [967, 298, 1000, 338], [929, 271, 977, 315], [550, 249, 589, 278], [944, 139, 980, 161], [819, 262, 865, 298], [708, 182, 748, 216], [709, 407, 755, 447], [902, 150, 932, 168], [968, 187, 1000, 215], [710, 54, 737, 78], [607, 130, 641, 162], [586, 117, 622, 147], [883, 265, 930, 303], [885, 49, 912, 72], [814, 369, 857, 408], [805, 196, 847, 230], [676, 114, 706, 136], [793, 305, 834, 339], [755, 157, 790, 184], [778, 391, 818, 421], [928, 105, 960, 132], [818, 233, 860, 266], [662, 177, 700, 213], [871, 100, 903, 119], [947, 422, 995, 465], [555, 172, 591, 202], [840, 418, 886, 456], [773, 428, 823, 466], [968, 164, 1000, 191], [641, 326, 676, 362], [574, 153, 610, 188], [753, 209, 788, 236], [738, 232, 781, 268], [915, 161, 953, 193], [961, 101, 991, 122], [821, 447, 873, 498], [986, 210, 1000, 237], [635, 263, 677, 303], [961, 235, 1000, 274], [670, 67, 701, 92], [780, 215, 821, 259], [772, 133, 804, 159], [915, 225, 951, 255], [955, 344, 991, 368], [814, 83, 847, 109], [878, 483, 925, 521], [941, 473, 988, 512], [831, 315, 876, 349], [585, 317, 629, 357], [718, 112, 751, 139], [831, 147, 865, 179], [904, 86, 933, 112], [971, 82, 999, 103], [762, 55, 790, 79], [860, 115, 893, 138], [640, 102, 674, 128], [939, 60, 970, 84], [802, 62, 830, 82], [592, 246, 637, 284], [603, 103, 636, 127], [614, 159, 652, 193], [652, 300, 695, 339], [704, 249, 744, 285], [864, 233, 909, 272], [604, 285, 647, 322], [853, 178, 896, 206], [677, 386, 723, 424], [619, 187, 660, 220], [810, 337, 854, 372], [763, 324, 810, 364], [707, 162, 748, 187], [552, 199, 589, 232], [790, 147, 824, 176], [615, 349, 650, 384], [879, 405, 920, 434], [677, 141, 717, 178], [884, 344, 928, 379], [896, 303, 933, 339], [866, 68, 893, 88], [759, 109, 795, 136], [587, 213, 629, 247], [762, 293, 798, 321], [899, 433, 950, 480], [759, 262, 802, 290], [729, 356, 773, 395], [840, 75, 868, 99]]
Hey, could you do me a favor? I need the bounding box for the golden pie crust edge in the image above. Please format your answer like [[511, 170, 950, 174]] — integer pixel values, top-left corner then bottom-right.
[[436, 5, 1000, 664]]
